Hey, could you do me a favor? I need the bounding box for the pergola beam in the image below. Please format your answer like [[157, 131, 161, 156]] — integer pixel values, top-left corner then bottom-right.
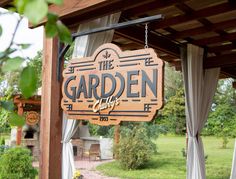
[[115, 26, 181, 58], [204, 53, 236, 69], [195, 32, 236, 46], [122, 0, 189, 17], [153, 2, 236, 30], [170, 53, 236, 70], [233, 81, 236, 89], [209, 44, 236, 53], [168, 18, 236, 39], [40, 0, 157, 29]]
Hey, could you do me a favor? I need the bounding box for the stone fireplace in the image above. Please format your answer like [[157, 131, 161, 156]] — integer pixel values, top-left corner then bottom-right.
[[21, 125, 40, 160]]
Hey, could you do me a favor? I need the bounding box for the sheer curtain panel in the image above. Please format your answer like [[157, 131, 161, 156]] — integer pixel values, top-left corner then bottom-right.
[[182, 44, 220, 179]]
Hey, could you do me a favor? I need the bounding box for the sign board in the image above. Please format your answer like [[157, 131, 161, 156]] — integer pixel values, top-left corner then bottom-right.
[[26, 111, 40, 126], [61, 43, 164, 125]]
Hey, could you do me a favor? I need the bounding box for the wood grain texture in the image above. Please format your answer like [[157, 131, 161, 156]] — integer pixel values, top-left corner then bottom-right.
[[61, 43, 164, 126], [40, 36, 62, 179]]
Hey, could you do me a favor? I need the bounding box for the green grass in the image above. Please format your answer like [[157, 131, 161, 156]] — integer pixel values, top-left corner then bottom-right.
[[97, 136, 234, 179]]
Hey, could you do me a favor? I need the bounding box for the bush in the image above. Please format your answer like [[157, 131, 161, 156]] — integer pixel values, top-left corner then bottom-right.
[[115, 124, 156, 169], [0, 147, 37, 179]]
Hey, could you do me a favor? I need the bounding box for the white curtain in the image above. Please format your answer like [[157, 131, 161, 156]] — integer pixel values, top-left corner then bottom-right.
[[181, 44, 220, 179], [61, 12, 120, 179], [230, 140, 236, 179], [62, 114, 78, 179]]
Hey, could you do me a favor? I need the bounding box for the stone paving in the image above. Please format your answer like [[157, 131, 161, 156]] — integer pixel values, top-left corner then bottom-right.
[[74, 159, 120, 179]]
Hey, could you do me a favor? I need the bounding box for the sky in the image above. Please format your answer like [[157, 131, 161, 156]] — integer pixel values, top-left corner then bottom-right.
[[0, 8, 43, 59]]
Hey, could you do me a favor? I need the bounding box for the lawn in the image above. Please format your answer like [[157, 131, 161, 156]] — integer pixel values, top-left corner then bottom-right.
[[97, 136, 235, 179]]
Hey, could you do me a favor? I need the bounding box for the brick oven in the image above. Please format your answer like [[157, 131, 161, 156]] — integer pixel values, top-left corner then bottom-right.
[[21, 125, 40, 160]]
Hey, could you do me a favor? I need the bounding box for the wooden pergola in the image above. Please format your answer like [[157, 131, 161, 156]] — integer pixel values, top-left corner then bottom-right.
[[13, 95, 41, 145], [1, 0, 236, 178]]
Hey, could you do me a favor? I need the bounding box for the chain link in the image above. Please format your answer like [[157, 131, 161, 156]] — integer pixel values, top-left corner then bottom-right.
[[144, 23, 148, 48]]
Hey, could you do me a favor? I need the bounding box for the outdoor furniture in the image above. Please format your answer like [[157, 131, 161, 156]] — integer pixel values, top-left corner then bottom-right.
[[89, 144, 101, 161]]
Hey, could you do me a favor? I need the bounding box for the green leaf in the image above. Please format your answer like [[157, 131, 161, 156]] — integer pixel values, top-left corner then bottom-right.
[[47, 0, 63, 5], [0, 101, 15, 111], [24, 0, 48, 25], [47, 12, 58, 23], [19, 66, 38, 98], [56, 21, 72, 44], [45, 21, 58, 37], [18, 43, 31, 49], [8, 112, 25, 127], [0, 25, 2, 37], [2, 57, 25, 73], [14, 0, 29, 14]]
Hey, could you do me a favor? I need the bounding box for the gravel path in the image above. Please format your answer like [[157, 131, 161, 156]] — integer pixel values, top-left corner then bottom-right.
[[74, 159, 120, 179]]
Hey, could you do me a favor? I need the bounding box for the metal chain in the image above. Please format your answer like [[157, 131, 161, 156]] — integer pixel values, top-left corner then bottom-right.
[[144, 23, 149, 48]]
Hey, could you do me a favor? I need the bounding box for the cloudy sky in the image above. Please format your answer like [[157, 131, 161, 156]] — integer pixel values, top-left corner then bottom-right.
[[0, 8, 43, 59]]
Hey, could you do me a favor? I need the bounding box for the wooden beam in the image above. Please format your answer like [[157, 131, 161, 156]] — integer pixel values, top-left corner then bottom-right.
[[115, 26, 180, 58], [195, 32, 236, 46], [62, 0, 156, 29], [168, 18, 236, 39], [204, 53, 236, 69], [13, 98, 41, 105], [16, 103, 23, 146], [153, 2, 236, 29], [36, 0, 155, 28], [122, 0, 189, 17], [170, 53, 236, 70], [40, 36, 63, 179], [209, 44, 236, 53], [233, 81, 236, 89], [221, 68, 236, 79]]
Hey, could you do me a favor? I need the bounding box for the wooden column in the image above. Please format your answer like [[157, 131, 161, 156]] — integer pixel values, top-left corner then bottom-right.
[[16, 103, 23, 145], [114, 125, 120, 145], [39, 36, 63, 179]]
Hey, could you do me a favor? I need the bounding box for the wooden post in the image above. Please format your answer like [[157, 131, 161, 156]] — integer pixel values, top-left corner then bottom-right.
[[114, 125, 120, 145], [114, 125, 120, 159], [39, 36, 63, 179], [16, 103, 23, 145]]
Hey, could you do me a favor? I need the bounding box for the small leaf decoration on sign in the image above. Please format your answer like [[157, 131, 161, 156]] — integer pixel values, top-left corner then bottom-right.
[[103, 51, 111, 59], [47, 0, 63, 5], [24, 0, 48, 25], [57, 21, 72, 44], [19, 66, 38, 99], [0, 100, 15, 111], [8, 112, 25, 127], [2, 57, 24, 73]]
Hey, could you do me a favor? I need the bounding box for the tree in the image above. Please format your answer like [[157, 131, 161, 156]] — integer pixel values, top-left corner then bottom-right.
[[0, 0, 71, 126], [156, 64, 186, 134], [158, 88, 186, 134], [203, 79, 236, 148]]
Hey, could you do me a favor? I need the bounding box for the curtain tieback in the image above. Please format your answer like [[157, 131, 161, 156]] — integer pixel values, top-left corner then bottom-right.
[[188, 133, 200, 141], [61, 139, 72, 144]]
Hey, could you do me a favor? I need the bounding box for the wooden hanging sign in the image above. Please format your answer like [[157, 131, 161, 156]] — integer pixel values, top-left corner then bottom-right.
[[26, 111, 40, 126], [61, 43, 164, 126]]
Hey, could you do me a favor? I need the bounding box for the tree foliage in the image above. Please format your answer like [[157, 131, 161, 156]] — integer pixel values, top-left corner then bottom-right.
[[203, 79, 236, 147], [0, 147, 37, 179], [115, 124, 156, 169], [0, 0, 70, 126], [156, 64, 186, 134]]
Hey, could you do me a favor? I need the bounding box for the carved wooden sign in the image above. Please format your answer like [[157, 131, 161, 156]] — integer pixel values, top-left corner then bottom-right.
[[26, 111, 40, 126], [61, 43, 164, 126]]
